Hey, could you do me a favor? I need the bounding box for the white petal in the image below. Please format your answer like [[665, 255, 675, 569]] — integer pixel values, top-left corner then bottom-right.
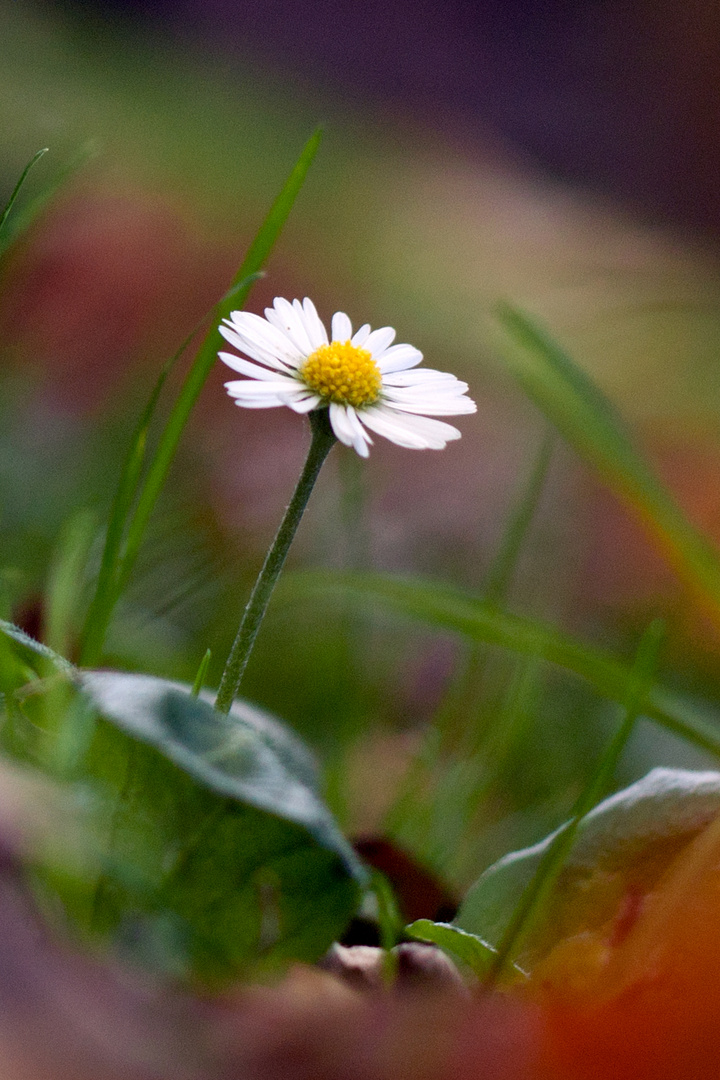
[[225, 379, 303, 398], [329, 404, 372, 457], [351, 323, 372, 347], [301, 297, 329, 349], [331, 311, 353, 342], [376, 344, 424, 373], [270, 297, 314, 354], [222, 315, 303, 369], [219, 324, 289, 372], [358, 407, 433, 449], [361, 406, 461, 449], [364, 326, 396, 357], [264, 306, 295, 336], [382, 395, 477, 416], [234, 396, 286, 409], [226, 309, 303, 358], [328, 402, 355, 447], [344, 406, 373, 456], [219, 353, 290, 381], [287, 394, 322, 413], [382, 369, 462, 387], [388, 410, 463, 442]]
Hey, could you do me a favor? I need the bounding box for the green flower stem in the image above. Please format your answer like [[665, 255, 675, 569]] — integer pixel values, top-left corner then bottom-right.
[[214, 409, 337, 714]]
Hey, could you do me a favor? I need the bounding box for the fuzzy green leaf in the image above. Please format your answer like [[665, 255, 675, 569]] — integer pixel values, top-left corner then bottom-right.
[[69, 670, 364, 982], [0, 619, 74, 674]]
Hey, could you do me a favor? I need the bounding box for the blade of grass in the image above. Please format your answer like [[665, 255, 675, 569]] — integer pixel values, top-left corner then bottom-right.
[[283, 570, 720, 760], [438, 427, 555, 745], [369, 869, 403, 985], [0, 143, 97, 257], [79, 272, 262, 665], [191, 649, 212, 696], [0, 148, 48, 243], [484, 428, 555, 605], [492, 303, 720, 628], [44, 510, 96, 660], [483, 619, 665, 987], [79, 128, 322, 663], [119, 128, 323, 588], [384, 432, 555, 854]]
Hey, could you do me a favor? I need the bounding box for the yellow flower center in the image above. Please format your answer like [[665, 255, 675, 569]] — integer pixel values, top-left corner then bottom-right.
[[300, 341, 382, 408]]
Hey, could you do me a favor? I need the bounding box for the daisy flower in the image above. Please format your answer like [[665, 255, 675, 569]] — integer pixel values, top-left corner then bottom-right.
[[218, 297, 476, 457]]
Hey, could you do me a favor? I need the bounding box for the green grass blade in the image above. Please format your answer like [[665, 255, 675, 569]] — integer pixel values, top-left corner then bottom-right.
[[483, 619, 665, 986], [79, 129, 322, 663], [492, 303, 720, 627], [0, 147, 48, 243], [191, 649, 212, 696], [79, 272, 262, 665], [483, 428, 554, 605], [284, 570, 720, 759], [117, 128, 322, 597], [0, 143, 96, 257], [428, 429, 555, 748], [44, 510, 96, 659]]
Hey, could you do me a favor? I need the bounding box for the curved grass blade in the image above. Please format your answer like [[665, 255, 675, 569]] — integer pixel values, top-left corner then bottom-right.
[[482, 619, 664, 987], [79, 128, 322, 663], [191, 649, 212, 697], [79, 272, 262, 665], [492, 303, 720, 628], [384, 432, 555, 850], [483, 427, 555, 605], [284, 570, 720, 759], [0, 148, 48, 244], [0, 143, 96, 257], [119, 129, 322, 587], [45, 510, 96, 659]]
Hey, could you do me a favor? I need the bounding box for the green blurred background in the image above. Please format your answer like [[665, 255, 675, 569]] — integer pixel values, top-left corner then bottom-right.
[[4, 0, 720, 895]]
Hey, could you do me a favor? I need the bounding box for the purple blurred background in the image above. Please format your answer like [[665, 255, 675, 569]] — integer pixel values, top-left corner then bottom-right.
[[69, 0, 720, 237]]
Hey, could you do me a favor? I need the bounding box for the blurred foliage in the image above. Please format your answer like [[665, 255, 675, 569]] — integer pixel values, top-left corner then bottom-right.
[[3, 0, 720, 931]]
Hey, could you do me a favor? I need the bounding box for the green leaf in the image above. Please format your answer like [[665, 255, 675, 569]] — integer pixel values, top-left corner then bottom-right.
[[72, 670, 364, 982], [456, 767, 720, 963], [284, 571, 720, 760], [406, 919, 496, 978], [492, 303, 720, 627]]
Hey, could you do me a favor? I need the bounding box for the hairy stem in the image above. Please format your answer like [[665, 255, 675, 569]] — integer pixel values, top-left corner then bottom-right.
[[215, 409, 336, 713]]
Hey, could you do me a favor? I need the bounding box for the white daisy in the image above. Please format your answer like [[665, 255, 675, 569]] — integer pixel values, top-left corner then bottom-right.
[[218, 297, 476, 457]]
